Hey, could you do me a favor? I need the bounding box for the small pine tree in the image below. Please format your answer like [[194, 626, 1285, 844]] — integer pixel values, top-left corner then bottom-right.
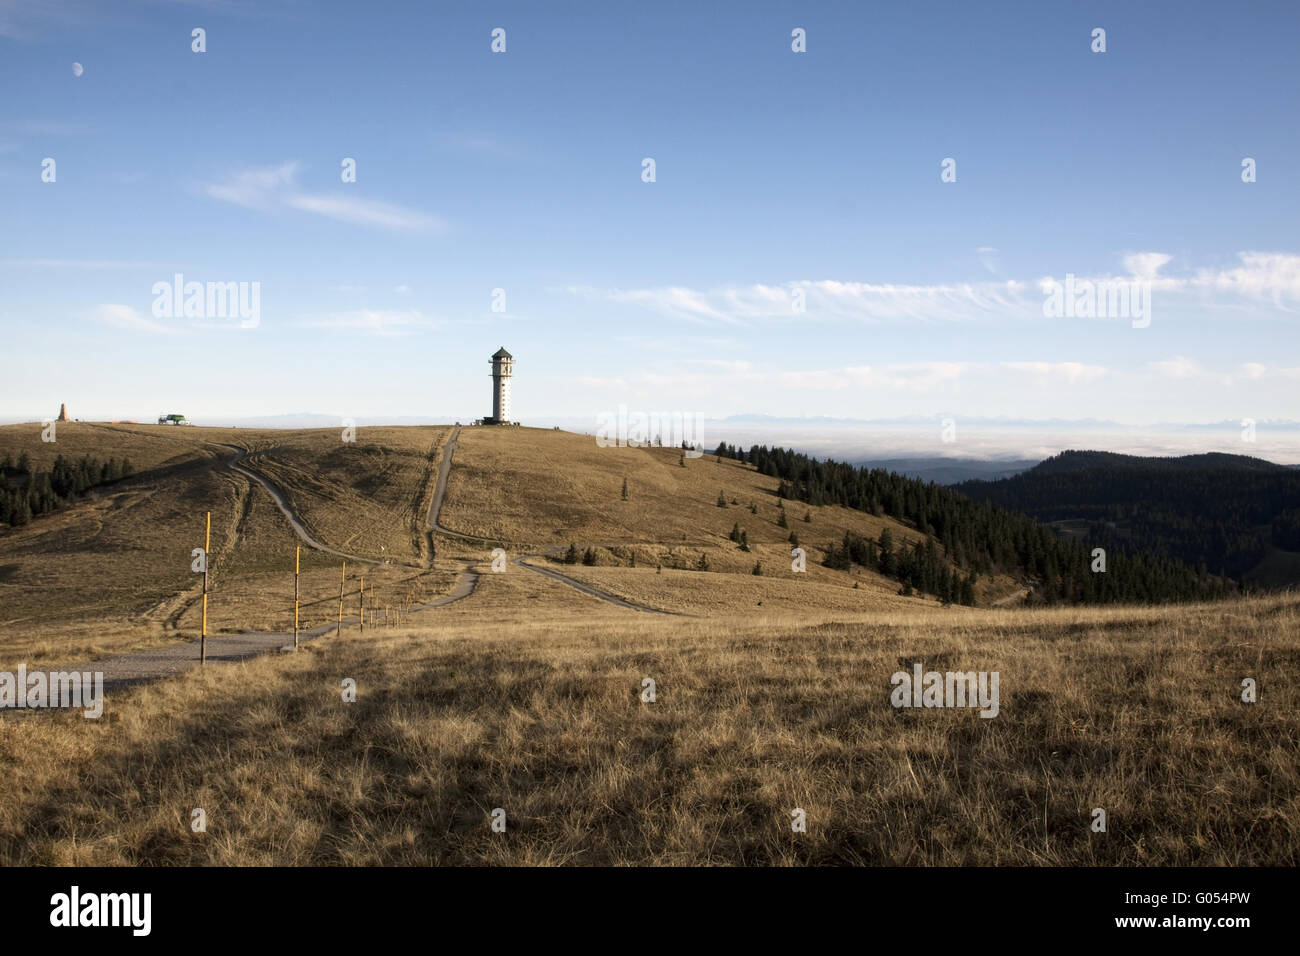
[[803, 511, 811, 523], [656, 564, 662, 574], [777, 510, 788, 529], [960, 573, 976, 606], [697, 552, 710, 571], [16, 452, 30, 475], [716, 490, 727, 508], [788, 531, 799, 547], [749, 503, 757, 514], [629, 550, 636, 568], [564, 543, 579, 564], [729, 522, 740, 542], [679, 450, 686, 468], [752, 561, 762, 576], [582, 547, 597, 566], [621, 476, 628, 501], [739, 530, 750, 552]]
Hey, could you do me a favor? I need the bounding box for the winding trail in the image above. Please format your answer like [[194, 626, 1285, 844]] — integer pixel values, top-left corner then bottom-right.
[[224, 445, 396, 567], [28, 438, 481, 696], [428, 427, 674, 614], [20, 425, 672, 700], [426, 426, 487, 548], [85, 569, 480, 692], [515, 557, 672, 614]]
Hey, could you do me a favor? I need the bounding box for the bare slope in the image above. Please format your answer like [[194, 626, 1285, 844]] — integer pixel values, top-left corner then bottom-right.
[[438, 425, 1016, 611], [0, 424, 456, 667]]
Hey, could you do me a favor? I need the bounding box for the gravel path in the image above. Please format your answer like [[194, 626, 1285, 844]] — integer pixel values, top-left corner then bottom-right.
[[21, 440, 480, 697]]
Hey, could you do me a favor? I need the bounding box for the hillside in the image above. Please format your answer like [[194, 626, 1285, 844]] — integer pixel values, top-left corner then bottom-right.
[[0, 424, 1252, 675], [0, 422, 1008, 670], [0, 422, 1295, 867], [0, 423, 455, 667], [438, 426, 990, 608], [957, 449, 1300, 585]]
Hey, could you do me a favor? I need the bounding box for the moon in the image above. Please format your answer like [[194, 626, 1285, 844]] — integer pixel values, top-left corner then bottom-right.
[[72, 62, 83, 77]]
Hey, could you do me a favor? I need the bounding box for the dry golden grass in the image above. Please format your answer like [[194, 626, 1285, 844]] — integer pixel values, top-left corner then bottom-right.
[[543, 562, 939, 616], [442, 427, 908, 551], [0, 424, 455, 667], [244, 426, 448, 565], [443, 426, 1022, 600], [1, 422, 1296, 866], [1, 592, 1294, 866], [0, 421, 215, 475]]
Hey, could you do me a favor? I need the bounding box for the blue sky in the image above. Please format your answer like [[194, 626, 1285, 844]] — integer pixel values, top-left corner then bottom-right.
[[2, 0, 1298, 448]]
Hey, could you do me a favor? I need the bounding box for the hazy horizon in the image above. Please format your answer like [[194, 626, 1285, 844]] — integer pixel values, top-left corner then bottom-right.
[[7, 410, 1297, 466]]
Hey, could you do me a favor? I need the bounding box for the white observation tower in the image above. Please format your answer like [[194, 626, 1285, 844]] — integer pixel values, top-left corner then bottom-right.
[[488, 347, 513, 424]]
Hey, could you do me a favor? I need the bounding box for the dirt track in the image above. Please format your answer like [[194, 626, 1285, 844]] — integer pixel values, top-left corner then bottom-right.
[[11, 427, 673, 699], [428, 426, 672, 614], [17, 440, 479, 696]]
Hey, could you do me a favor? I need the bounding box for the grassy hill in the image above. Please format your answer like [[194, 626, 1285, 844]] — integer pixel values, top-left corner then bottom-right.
[[439, 426, 990, 607], [0, 422, 1295, 866], [0, 423, 453, 667]]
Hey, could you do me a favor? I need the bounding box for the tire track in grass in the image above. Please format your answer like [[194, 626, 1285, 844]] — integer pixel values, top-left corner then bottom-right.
[[429, 427, 675, 614]]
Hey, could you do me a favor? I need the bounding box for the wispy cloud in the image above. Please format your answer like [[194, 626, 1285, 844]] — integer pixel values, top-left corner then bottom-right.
[[294, 309, 437, 336], [2, 0, 281, 41], [569, 283, 743, 325], [0, 0, 92, 40], [205, 161, 446, 233], [1123, 251, 1172, 280], [1001, 361, 1109, 385], [1142, 356, 1300, 387], [571, 252, 1300, 325], [86, 303, 176, 335]]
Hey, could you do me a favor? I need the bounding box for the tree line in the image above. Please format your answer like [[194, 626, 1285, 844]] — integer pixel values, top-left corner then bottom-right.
[[713, 442, 1231, 604], [956, 451, 1300, 583], [1, 453, 134, 526]]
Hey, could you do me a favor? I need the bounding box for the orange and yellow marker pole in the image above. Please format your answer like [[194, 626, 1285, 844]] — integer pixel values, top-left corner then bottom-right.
[[201, 511, 210, 664]]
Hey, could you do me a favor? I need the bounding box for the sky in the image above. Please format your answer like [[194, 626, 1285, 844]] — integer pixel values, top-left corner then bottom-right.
[[1, 0, 1298, 460]]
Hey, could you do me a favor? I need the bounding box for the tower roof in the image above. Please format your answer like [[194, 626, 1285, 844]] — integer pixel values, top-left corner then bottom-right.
[[491, 347, 513, 359]]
